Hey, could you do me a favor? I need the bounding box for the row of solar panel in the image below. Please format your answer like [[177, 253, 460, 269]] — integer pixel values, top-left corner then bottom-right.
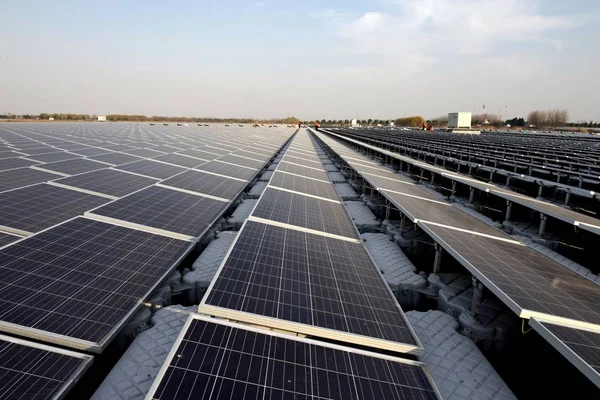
[[0, 125, 294, 399], [312, 129, 600, 390], [326, 130, 600, 236]]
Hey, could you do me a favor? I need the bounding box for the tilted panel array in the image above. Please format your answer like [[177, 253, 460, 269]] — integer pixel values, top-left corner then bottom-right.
[[147, 315, 441, 400], [201, 130, 424, 355]]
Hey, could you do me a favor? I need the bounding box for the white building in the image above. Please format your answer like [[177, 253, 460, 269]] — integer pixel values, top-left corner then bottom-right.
[[98, 115, 107, 122], [351, 118, 359, 127], [389, 121, 395, 127], [448, 112, 472, 129]]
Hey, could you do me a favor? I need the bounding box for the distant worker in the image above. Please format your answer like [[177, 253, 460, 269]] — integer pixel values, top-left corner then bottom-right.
[[422, 122, 429, 131], [428, 124, 433, 132], [314, 121, 320, 131]]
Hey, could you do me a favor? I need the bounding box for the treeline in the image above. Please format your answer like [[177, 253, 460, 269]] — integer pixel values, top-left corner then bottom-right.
[[527, 109, 568, 128], [319, 116, 425, 127]]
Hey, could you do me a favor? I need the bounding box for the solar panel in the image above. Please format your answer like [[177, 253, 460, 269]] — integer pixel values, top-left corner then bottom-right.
[[252, 188, 358, 239], [282, 154, 324, 169], [0, 167, 63, 192], [530, 318, 600, 388], [233, 150, 271, 162], [148, 315, 440, 400], [0, 183, 110, 234], [419, 222, 600, 329], [217, 154, 265, 169], [71, 148, 112, 157], [0, 217, 192, 352], [55, 169, 157, 197], [162, 170, 247, 200], [176, 149, 221, 161], [89, 186, 229, 239], [0, 334, 92, 400], [0, 157, 40, 171], [277, 162, 330, 181], [0, 232, 20, 248], [123, 148, 167, 158], [19, 147, 55, 155], [38, 158, 109, 175], [90, 152, 144, 166], [154, 153, 208, 168], [197, 161, 257, 180], [381, 189, 508, 239], [201, 221, 422, 354], [116, 159, 187, 179], [269, 172, 340, 201], [28, 152, 81, 163]]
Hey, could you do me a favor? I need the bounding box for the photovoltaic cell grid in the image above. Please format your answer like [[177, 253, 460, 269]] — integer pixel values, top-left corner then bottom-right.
[[154, 153, 208, 169], [148, 316, 439, 400], [0, 157, 40, 171], [28, 152, 81, 163], [0, 233, 19, 248], [282, 154, 324, 169], [277, 161, 330, 181], [202, 221, 421, 353], [87, 152, 142, 166], [162, 170, 247, 200], [530, 319, 600, 388], [0, 184, 110, 233], [55, 169, 157, 197], [176, 149, 221, 161], [197, 161, 257, 180], [115, 159, 187, 180], [269, 172, 339, 201], [0, 168, 63, 192], [38, 158, 109, 175], [252, 188, 359, 239], [0, 217, 191, 351], [89, 186, 229, 238], [0, 334, 92, 400], [420, 223, 600, 327], [217, 154, 265, 170]]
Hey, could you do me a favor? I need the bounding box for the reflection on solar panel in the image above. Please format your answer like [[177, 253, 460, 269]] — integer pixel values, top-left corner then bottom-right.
[[0, 157, 40, 171], [71, 148, 112, 157], [123, 148, 166, 158], [38, 158, 109, 175], [282, 154, 324, 169], [154, 153, 207, 168], [252, 188, 358, 239], [116, 159, 187, 180], [0, 168, 63, 192], [530, 318, 600, 388], [162, 170, 247, 200], [269, 172, 339, 201], [55, 169, 157, 197], [0, 217, 192, 351], [197, 161, 256, 180], [0, 232, 20, 248], [89, 186, 229, 239], [202, 221, 421, 354], [217, 154, 264, 169], [176, 149, 220, 161], [0, 334, 92, 400], [28, 152, 81, 163], [148, 315, 440, 400], [277, 162, 330, 181], [419, 223, 600, 328], [90, 152, 143, 166], [0, 183, 109, 234]]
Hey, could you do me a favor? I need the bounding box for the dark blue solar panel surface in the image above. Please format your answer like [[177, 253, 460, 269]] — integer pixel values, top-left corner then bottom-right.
[[0, 335, 92, 400], [55, 169, 157, 197], [91, 186, 229, 237], [0, 183, 109, 233], [203, 221, 418, 348], [149, 316, 439, 400], [162, 170, 247, 199], [0, 217, 191, 350]]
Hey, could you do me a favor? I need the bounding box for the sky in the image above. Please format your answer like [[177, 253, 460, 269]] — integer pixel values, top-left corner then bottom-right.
[[0, 0, 598, 121]]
